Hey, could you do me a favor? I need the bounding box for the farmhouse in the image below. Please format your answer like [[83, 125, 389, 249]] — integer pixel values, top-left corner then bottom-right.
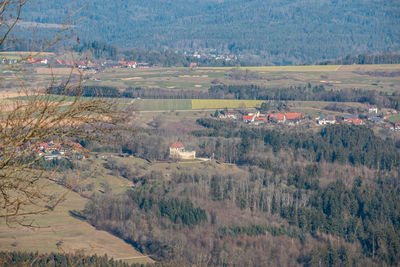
[[317, 115, 336, 125], [243, 111, 258, 123], [368, 107, 378, 114], [344, 118, 364, 125], [243, 115, 254, 122], [286, 113, 303, 124], [37, 141, 88, 160], [269, 113, 285, 123], [255, 116, 268, 122], [117, 61, 137, 68], [169, 142, 196, 160]]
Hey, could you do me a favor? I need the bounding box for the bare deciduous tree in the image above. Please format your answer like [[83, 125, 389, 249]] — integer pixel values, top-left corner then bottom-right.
[[0, 0, 126, 224]]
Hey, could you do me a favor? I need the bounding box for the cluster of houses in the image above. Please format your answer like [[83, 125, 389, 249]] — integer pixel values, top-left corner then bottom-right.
[[316, 114, 369, 125], [36, 141, 88, 161], [188, 50, 238, 62], [32, 58, 140, 70], [241, 111, 304, 125], [215, 106, 400, 131], [387, 123, 400, 131], [0, 56, 150, 71]]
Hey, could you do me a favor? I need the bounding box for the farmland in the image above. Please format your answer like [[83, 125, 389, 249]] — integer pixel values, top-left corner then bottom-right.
[[2, 64, 400, 96], [81, 64, 400, 94], [1, 62, 400, 266]]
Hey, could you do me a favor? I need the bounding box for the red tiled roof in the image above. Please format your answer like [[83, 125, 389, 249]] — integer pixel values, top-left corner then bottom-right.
[[345, 118, 363, 125], [243, 115, 254, 121], [170, 142, 184, 149], [286, 113, 302, 120], [255, 117, 267, 121], [269, 113, 285, 120]]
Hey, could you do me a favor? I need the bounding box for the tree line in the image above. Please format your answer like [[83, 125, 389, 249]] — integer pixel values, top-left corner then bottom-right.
[[0, 251, 169, 267], [47, 84, 400, 110], [318, 53, 400, 65]]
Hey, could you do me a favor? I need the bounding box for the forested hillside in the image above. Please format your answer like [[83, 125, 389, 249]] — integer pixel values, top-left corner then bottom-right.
[[17, 0, 400, 64], [81, 123, 400, 266]]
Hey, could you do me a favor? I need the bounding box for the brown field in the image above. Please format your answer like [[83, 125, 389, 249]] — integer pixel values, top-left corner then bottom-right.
[[36, 67, 94, 75], [0, 181, 152, 264], [0, 91, 25, 100]]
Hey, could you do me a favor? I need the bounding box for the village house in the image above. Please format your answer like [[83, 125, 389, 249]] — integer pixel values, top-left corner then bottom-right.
[[255, 116, 268, 123], [368, 107, 378, 114], [285, 113, 303, 124], [344, 118, 364, 125], [37, 141, 88, 160], [242, 112, 303, 124], [27, 58, 47, 65], [243, 114, 255, 122], [269, 113, 286, 123], [317, 115, 336, 125], [243, 111, 259, 123], [169, 142, 196, 160], [117, 61, 137, 68]]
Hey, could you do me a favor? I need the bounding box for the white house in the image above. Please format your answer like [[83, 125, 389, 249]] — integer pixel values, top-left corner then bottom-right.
[[169, 142, 196, 160], [368, 107, 378, 114], [317, 115, 336, 125]]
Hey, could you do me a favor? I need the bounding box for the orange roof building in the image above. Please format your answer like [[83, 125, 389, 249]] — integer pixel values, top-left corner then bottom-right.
[[169, 142, 196, 159], [269, 113, 285, 122], [170, 142, 185, 149], [286, 113, 302, 120], [344, 118, 364, 125]]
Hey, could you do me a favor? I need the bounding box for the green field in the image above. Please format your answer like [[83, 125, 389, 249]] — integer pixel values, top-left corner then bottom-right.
[[134, 99, 192, 111], [200, 65, 341, 72], [132, 99, 267, 111], [388, 114, 400, 123], [84, 64, 400, 93], [2, 63, 400, 94]]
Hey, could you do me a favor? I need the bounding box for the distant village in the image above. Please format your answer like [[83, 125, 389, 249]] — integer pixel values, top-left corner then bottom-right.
[[1, 56, 149, 71], [35, 141, 88, 161], [0, 49, 236, 70], [216, 107, 400, 131]]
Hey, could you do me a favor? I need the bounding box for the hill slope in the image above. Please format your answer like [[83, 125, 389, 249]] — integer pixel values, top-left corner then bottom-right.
[[18, 0, 400, 64]]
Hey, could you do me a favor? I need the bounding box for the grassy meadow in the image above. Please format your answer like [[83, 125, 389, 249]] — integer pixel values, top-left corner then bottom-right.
[[0, 184, 151, 264], [0, 157, 151, 264], [80, 64, 400, 94]]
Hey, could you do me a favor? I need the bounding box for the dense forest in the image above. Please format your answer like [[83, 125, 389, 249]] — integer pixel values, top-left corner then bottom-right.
[[318, 53, 400, 65], [0, 251, 177, 267], [16, 0, 400, 64]]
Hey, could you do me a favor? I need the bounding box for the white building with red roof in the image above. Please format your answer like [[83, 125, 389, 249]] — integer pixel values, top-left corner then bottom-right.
[[169, 142, 196, 159]]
